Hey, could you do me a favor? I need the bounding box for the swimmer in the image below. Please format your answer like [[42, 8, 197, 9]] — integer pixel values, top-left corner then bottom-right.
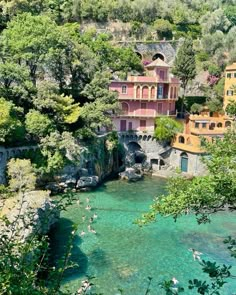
[[89, 217, 94, 223], [189, 248, 202, 261], [78, 280, 91, 294], [87, 224, 91, 231], [85, 205, 91, 210], [80, 230, 86, 237], [76, 199, 80, 206], [86, 197, 90, 203], [82, 215, 86, 222], [172, 277, 179, 285], [93, 213, 97, 219], [91, 229, 96, 234], [171, 277, 179, 293]]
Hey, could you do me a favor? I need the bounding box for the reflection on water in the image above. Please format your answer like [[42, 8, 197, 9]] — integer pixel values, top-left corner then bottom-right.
[[51, 177, 236, 295]]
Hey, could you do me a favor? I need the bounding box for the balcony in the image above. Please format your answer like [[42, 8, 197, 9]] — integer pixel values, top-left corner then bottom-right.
[[172, 133, 210, 153], [118, 109, 156, 118], [117, 109, 177, 118], [118, 95, 178, 101]]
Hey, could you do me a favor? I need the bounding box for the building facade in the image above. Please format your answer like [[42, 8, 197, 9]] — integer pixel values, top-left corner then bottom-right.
[[171, 63, 235, 175], [224, 63, 236, 109], [110, 58, 180, 132]]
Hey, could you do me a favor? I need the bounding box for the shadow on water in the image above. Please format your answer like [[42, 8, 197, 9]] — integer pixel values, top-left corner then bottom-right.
[[49, 217, 88, 281]]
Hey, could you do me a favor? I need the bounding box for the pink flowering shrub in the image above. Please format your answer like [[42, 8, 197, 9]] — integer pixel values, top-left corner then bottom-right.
[[207, 75, 219, 86]]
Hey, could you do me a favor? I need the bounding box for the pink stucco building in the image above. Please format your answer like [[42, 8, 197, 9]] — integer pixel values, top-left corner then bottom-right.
[[109, 58, 180, 132]]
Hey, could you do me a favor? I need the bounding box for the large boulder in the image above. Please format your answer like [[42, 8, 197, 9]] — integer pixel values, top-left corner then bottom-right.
[[76, 176, 99, 189], [119, 167, 143, 182]]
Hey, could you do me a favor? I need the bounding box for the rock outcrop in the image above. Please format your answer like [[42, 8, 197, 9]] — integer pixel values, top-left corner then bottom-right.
[[119, 167, 143, 182], [76, 176, 99, 189], [0, 190, 59, 241]]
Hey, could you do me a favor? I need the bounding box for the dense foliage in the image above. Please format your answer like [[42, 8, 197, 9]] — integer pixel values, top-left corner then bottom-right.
[[154, 117, 183, 141]]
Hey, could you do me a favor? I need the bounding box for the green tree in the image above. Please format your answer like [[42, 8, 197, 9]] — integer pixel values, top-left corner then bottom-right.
[[154, 117, 183, 141], [81, 30, 142, 77], [33, 82, 80, 126], [7, 158, 36, 193], [25, 110, 54, 139], [225, 100, 236, 119], [40, 131, 80, 174], [80, 71, 119, 132], [224, 5, 236, 27], [0, 97, 25, 144], [153, 19, 173, 39], [200, 8, 231, 34], [172, 38, 196, 116], [1, 13, 61, 84]]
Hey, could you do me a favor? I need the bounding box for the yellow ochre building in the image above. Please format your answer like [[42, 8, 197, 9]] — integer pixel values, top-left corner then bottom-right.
[[170, 63, 235, 175]]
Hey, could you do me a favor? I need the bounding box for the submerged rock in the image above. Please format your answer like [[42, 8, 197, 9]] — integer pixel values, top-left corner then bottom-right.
[[119, 167, 143, 182], [76, 176, 99, 189]]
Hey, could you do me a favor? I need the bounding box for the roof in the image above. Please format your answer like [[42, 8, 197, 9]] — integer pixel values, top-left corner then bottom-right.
[[226, 63, 236, 70], [145, 58, 171, 68]]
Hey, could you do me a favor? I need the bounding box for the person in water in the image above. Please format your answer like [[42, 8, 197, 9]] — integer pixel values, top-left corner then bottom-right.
[[77, 279, 92, 294], [85, 205, 91, 210], [82, 215, 86, 222], [93, 213, 97, 219], [89, 217, 93, 223], [80, 230, 85, 237], [189, 248, 202, 261], [86, 197, 90, 203], [171, 277, 179, 293]]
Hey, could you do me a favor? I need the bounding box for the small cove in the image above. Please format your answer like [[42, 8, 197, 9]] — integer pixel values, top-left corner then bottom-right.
[[50, 176, 236, 294]]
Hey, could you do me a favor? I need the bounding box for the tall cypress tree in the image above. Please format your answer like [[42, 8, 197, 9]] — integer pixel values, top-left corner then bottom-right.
[[172, 38, 196, 116]]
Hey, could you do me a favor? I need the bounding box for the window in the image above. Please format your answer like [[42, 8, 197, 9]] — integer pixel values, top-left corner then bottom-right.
[[234, 73, 236, 78], [157, 85, 163, 99], [227, 90, 234, 96], [121, 85, 127, 94], [227, 73, 232, 78], [178, 136, 185, 143], [202, 123, 207, 128], [195, 122, 199, 128], [141, 102, 146, 109], [140, 120, 146, 127]]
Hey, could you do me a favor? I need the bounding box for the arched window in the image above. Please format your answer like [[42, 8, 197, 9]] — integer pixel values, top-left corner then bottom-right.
[[151, 86, 155, 99], [209, 122, 215, 130], [170, 87, 173, 98], [174, 87, 177, 98], [121, 102, 129, 114], [225, 121, 231, 127], [217, 122, 222, 128], [142, 86, 149, 99], [136, 86, 141, 99], [178, 136, 185, 144]]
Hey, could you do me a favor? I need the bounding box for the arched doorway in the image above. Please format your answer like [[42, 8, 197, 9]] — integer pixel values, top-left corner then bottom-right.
[[180, 152, 188, 172], [152, 52, 165, 61]]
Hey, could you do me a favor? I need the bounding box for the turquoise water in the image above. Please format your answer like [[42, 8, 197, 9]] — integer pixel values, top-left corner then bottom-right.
[[51, 177, 236, 294]]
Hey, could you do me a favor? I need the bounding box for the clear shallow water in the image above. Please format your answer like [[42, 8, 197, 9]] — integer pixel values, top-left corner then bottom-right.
[[51, 177, 236, 295]]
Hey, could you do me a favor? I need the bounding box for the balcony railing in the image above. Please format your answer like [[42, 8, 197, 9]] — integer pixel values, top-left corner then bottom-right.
[[117, 109, 177, 117], [118, 95, 177, 100]]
